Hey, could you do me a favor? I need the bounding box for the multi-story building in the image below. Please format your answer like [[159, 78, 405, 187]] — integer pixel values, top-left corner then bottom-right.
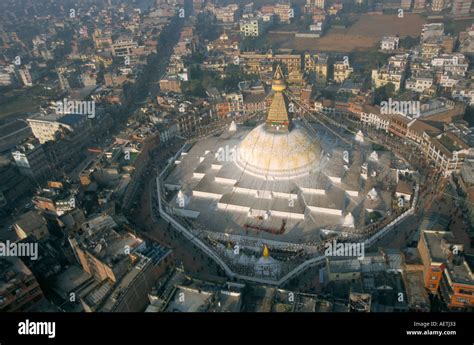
[[93, 245, 173, 312], [207, 32, 239, 55], [240, 18, 263, 37], [328, 2, 343, 14], [452, 81, 474, 106], [68, 215, 146, 283], [459, 158, 474, 193], [418, 230, 474, 309], [388, 114, 411, 138], [438, 73, 463, 91], [359, 105, 390, 132], [211, 4, 239, 23], [33, 183, 77, 219], [307, 0, 325, 9], [92, 29, 113, 49], [333, 61, 353, 83], [27, 113, 91, 144], [0, 163, 34, 213], [11, 138, 52, 182], [413, 0, 426, 11], [431, 0, 445, 11], [418, 230, 457, 294], [0, 257, 45, 312], [380, 36, 399, 51], [451, 0, 472, 15], [13, 210, 50, 241], [274, 54, 302, 74], [111, 37, 138, 57], [225, 92, 244, 114], [405, 74, 434, 93], [406, 119, 441, 144], [57, 68, 71, 91], [413, 0, 426, 10], [240, 14, 273, 37], [421, 42, 442, 59], [388, 54, 409, 69], [239, 52, 302, 75], [274, 3, 293, 23], [309, 20, 324, 37], [304, 53, 328, 83], [401, 0, 412, 9], [421, 23, 444, 42], [159, 75, 182, 93], [193, 0, 204, 11], [459, 25, 474, 54], [371, 68, 404, 91], [421, 131, 472, 176], [0, 65, 15, 86], [0, 119, 32, 153], [18, 67, 33, 86], [215, 92, 245, 117], [372, 54, 408, 92], [468, 189, 474, 237], [432, 53, 469, 76], [176, 113, 206, 135], [242, 85, 267, 113], [174, 38, 193, 57], [304, 53, 316, 72]]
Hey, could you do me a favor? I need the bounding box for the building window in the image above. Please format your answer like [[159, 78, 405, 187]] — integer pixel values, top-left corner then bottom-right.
[[456, 297, 469, 304]]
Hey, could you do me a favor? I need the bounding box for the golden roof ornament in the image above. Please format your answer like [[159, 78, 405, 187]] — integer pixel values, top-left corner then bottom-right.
[[263, 245, 270, 258]]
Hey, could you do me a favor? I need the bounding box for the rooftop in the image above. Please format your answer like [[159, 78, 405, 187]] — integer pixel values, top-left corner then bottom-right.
[[14, 211, 47, 235], [0, 257, 33, 293], [421, 230, 459, 263], [76, 215, 144, 261], [445, 260, 474, 286], [0, 120, 30, 139]]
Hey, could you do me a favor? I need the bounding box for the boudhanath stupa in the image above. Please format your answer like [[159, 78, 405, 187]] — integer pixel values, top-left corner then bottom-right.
[[160, 66, 402, 282]]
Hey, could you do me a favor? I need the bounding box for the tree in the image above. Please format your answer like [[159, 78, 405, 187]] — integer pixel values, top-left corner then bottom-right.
[[195, 12, 221, 41], [187, 80, 206, 97], [374, 83, 396, 104], [464, 106, 474, 127], [399, 36, 419, 49]]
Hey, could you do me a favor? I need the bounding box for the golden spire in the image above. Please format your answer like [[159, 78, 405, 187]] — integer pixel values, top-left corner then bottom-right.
[[274, 64, 284, 80], [272, 65, 286, 92], [263, 245, 269, 258], [266, 65, 290, 129]]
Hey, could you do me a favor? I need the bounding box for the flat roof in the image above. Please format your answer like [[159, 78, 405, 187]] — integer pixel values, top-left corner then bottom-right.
[[14, 211, 46, 234], [421, 230, 456, 263], [0, 120, 30, 139]]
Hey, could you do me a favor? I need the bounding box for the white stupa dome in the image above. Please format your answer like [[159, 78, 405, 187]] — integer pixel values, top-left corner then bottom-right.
[[234, 65, 321, 180], [236, 123, 321, 179]]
